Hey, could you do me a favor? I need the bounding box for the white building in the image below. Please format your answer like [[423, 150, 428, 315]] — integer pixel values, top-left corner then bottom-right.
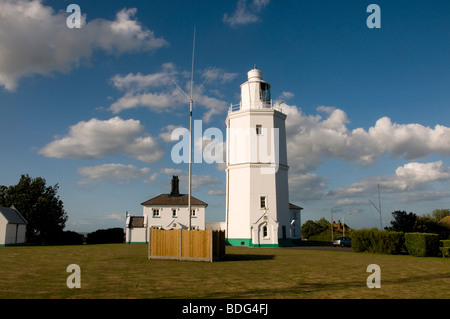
[[0, 206, 27, 246], [225, 67, 302, 247], [126, 176, 208, 244]]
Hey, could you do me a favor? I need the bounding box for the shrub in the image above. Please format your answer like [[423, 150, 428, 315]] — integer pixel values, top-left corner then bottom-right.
[[440, 247, 450, 257], [86, 227, 124, 244], [404, 233, 440, 257], [352, 229, 404, 254], [46, 230, 84, 245], [440, 240, 450, 247], [352, 229, 377, 253], [440, 240, 450, 257]]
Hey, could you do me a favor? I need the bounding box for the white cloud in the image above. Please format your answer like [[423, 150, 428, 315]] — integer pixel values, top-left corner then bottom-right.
[[109, 90, 185, 114], [288, 173, 328, 201], [201, 67, 238, 83], [0, 1, 167, 91], [223, 0, 270, 26], [327, 161, 450, 199], [77, 163, 151, 185], [104, 213, 126, 221], [160, 168, 222, 192], [160, 168, 183, 175], [39, 117, 165, 162], [282, 103, 450, 174], [278, 91, 294, 100], [208, 189, 226, 196], [110, 63, 176, 91], [108, 64, 230, 122], [281, 104, 450, 204]]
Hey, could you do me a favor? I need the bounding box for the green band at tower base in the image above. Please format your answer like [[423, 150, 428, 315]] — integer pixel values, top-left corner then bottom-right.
[[226, 238, 293, 248]]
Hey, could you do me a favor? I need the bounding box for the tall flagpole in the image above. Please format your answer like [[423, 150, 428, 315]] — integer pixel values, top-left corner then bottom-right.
[[188, 27, 196, 231], [170, 27, 196, 231]]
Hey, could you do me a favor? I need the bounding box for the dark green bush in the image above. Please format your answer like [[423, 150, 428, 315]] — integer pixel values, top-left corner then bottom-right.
[[440, 240, 450, 247], [86, 227, 124, 244], [404, 233, 440, 257], [440, 247, 450, 257], [352, 229, 404, 254], [439, 240, 450, 257]]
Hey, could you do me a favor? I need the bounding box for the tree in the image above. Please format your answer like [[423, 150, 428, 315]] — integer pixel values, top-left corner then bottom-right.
[[301, 219, 330, 239], [426, 209, 450, 223], [386, 211, 417, 233], [386, 210, 450, 239], [0, 174, 68, 244]]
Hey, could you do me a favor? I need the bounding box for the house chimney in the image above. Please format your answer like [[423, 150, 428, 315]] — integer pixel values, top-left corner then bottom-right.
[[170, 175, 180, 196]]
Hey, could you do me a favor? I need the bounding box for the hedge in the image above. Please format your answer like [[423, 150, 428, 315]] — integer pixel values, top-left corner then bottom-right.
[[404, 233, 440, 257], [352, 229, 404, 254], [86, 227, 125, 244], [440, 240, 450, 258]]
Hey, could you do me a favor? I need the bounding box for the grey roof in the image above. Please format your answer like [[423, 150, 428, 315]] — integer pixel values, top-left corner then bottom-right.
[[129, 216, 145, 228], [289, 203, 303, 210], [0, 207, 27, 224]]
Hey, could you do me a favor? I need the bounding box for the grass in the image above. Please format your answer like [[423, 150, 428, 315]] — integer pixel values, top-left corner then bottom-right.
[[0, 244, 449, 299]]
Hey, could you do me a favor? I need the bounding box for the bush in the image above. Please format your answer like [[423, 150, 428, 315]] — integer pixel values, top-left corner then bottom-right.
[[440, 240, 450, 257], [86, 227, 124, 244], [440, 247, 450, 257], [46, 230, 84, 245], [440, 240, 450, 247], [405, 233, 440, 257], [352, 229, 404, 254]]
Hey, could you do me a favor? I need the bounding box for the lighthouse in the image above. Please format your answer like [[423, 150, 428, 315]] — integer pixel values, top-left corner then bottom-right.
[[225, 67, 292, 247]]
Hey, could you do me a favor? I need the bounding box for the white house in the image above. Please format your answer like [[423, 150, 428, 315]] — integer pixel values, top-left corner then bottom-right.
[[225, 67, 302, 247], [0, 206, 27, 246], [126, 176, 208, 244]]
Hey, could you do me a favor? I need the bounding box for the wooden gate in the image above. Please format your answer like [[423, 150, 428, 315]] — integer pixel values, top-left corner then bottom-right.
[[148, 229, 225, 262]]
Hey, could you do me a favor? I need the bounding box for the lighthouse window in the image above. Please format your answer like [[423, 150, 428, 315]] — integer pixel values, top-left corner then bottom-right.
[[263, 225, 268, 238], [260, 196, 266, 209], [256, 125, 262, 135], [260, 83, 271, 102]]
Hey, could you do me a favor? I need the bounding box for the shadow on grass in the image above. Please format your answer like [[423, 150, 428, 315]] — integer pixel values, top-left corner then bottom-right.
[[221, 254, 275, 262]]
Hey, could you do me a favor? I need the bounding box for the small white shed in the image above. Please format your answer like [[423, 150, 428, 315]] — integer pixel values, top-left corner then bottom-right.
[[0, 206, 27, 246]]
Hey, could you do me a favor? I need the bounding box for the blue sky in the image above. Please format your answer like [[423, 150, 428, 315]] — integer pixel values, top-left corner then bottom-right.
[[1, 0, 449, 232]]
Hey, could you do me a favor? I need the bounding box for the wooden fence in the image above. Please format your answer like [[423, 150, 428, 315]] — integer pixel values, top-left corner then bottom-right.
[[148, 229, 226, 262]]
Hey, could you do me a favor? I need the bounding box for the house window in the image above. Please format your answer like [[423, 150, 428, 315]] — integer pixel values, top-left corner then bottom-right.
[[260, 196, 266, 209], [152, 209, 160, 217], [256, 125, 262, 135], [190, 209, 196, 217], [282, 226, 287, 239], [263, 225, 268, 238], [172, 209, 177, 217]]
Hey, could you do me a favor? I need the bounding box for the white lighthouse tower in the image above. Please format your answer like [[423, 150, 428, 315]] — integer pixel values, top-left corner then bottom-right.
[[225, 67, 291, 247]]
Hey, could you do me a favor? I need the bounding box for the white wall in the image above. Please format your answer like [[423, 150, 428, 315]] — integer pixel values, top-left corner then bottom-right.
[[0, 215, 6, 245], [143, 205, 206, 230], [2, 223, 26, 245], [289, 209, 302, 239], [126, 227, 147, 244]]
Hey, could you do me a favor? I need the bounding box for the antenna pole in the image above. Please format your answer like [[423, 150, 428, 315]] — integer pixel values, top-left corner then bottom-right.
[[170, 27, 196, 231], [188, 27, 196, 231], [330, 208, 334, 242], [369, 184, 382, 230], [188, 97, 192, 231], [378, 184, 382, 230]]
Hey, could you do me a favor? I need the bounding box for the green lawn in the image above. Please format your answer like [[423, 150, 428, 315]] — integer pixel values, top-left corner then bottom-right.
[[0, 244, 449, 299]]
